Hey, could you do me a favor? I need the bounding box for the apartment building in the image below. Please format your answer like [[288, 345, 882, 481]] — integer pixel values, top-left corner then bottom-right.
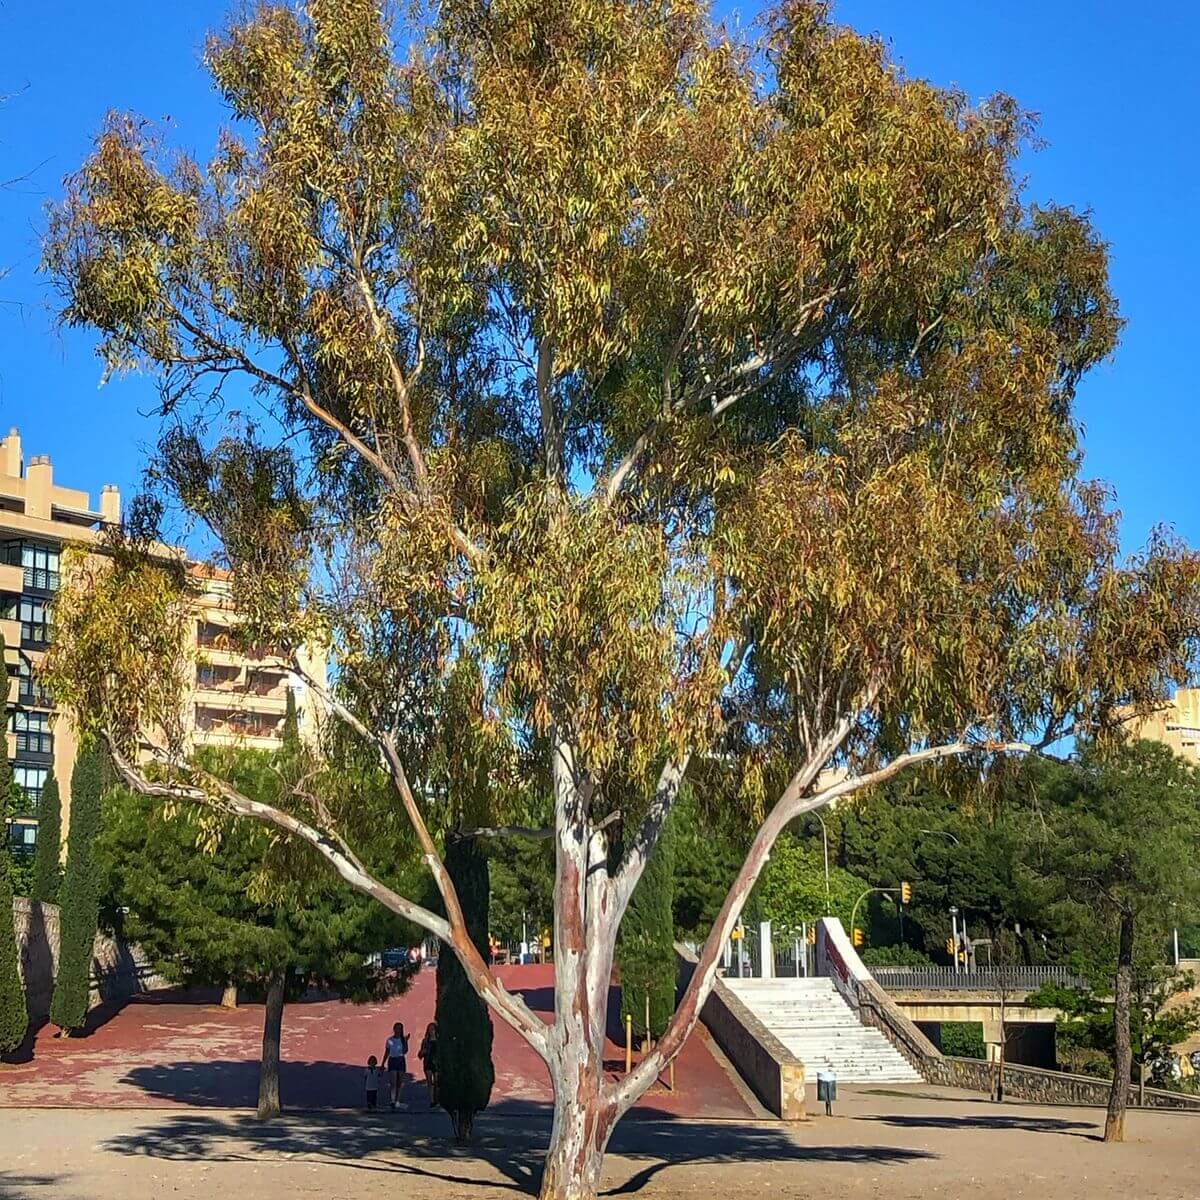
[[1122, 687, 1200, 765], [1, 428, 324, 856], [187, 564, 325, 753]]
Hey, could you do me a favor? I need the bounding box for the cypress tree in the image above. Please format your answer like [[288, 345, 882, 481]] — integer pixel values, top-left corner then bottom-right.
[[435, 835, 494, 1142], [618, 817, 676, 1040], [30, 769, 62, 904], [281, 687, 300, 749], [50, 743, 104, 1033], [0, 846, 27, 1055], [0, 637, 27, 1055]]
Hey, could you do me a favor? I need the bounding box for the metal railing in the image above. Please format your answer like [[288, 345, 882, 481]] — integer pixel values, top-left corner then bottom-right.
[[871, 965, 1085, 991]]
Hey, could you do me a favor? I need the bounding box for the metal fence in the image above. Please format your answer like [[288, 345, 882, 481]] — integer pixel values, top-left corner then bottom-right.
[[871, 964, 1085, 991]]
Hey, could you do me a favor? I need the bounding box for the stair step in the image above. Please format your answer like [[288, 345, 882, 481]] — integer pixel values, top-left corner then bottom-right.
[[724, 974, 920, 1083]]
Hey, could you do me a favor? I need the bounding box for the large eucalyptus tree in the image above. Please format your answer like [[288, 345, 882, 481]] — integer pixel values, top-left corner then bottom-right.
[[42, 2, 1200, 1196]]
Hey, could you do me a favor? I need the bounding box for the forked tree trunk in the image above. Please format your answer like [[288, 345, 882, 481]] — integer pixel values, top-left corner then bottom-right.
[[1104, 909, 1135, 1143], [257, 969, 287, 1120]]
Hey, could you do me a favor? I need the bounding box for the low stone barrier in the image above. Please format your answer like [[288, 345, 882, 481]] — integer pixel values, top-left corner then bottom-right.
[[676, 944, 805, 1120], [926, 1054, 1200, 1111], [12, 897, 167, 1023]]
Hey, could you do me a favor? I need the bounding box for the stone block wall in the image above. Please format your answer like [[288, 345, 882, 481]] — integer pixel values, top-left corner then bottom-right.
[[676, 945, 806, 1120], [11, 898, 166, 1023]]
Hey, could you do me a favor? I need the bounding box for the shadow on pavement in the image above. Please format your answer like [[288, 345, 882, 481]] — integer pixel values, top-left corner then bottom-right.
[[121, 1059, 432, 1109], [858, 1113, 1099, 1139], [102, 1102, 935, 1196]]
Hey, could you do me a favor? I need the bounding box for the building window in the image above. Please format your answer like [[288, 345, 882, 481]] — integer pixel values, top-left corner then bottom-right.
[[17, 659, 52, 707], [14, 765, 46, 810], [12, 710, 52, 755], [7, 820, 37, 855], [12, 597, 51, 645], [196, 663, 239, 689], [4, 540, 60, 592], [197, 621, 234, 650]]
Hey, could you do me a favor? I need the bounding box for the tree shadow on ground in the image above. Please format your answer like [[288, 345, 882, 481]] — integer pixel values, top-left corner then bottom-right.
[[0, 1015, 47, 1065], [0, 1172, 70, 1198], [101, 1103, 935, 1197], [858, 1113, 1100, 1140], [121, 1059, 437, 1109]]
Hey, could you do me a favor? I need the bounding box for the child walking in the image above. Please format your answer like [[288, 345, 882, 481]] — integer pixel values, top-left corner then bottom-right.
[[364, 1055, 383, 1110]]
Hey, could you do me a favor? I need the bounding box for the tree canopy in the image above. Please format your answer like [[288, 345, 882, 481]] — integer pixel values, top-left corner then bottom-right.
[[40, 2, 1200, 1195]]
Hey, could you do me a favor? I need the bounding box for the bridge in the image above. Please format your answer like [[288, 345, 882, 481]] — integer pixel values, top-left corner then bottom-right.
[[724, 924, 1081, 1069], [872, 965, 1082, 1066]]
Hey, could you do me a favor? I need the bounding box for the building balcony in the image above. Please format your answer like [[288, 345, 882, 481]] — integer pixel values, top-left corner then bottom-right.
[[193, 686, 289, 715], [0, 562, 24, 595], [0, 616, 20, 657], [193, 727, 283, 751]]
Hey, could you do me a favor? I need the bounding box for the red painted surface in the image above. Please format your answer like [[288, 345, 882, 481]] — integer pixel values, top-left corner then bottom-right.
[[0, 965, 753, 1119]]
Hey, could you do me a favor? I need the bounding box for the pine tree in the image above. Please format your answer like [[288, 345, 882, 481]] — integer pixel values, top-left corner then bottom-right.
[[0, 846, 27, 1055], [618, 818, 676, 1040], [97, 749, 417, 1116], [50, 743, 104, 1033], [30, 769, 62, 904], [436, 835, 494, 1142]]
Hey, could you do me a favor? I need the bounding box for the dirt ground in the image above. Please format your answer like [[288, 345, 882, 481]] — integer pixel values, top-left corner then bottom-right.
[[0, 1084, 1196, 1200]]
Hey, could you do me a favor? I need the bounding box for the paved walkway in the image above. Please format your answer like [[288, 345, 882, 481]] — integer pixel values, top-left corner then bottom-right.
[[0, 964, 755, 1119], [0, 1088, 1196, 1199]]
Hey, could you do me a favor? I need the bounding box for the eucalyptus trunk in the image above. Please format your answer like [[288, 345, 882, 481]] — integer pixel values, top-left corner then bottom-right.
[[1104, 909, 1135, 1143], [257, 969, 286, 1120], [540, 1087, 611, 1200]]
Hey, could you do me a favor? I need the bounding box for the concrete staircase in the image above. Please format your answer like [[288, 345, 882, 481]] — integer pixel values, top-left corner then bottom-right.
[[723, 976, 922, 1083]]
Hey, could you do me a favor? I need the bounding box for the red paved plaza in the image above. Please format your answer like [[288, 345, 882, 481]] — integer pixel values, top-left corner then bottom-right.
[[1, 964, 754, 1119]]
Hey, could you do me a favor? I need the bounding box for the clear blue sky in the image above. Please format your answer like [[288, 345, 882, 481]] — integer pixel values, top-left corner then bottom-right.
[[1, 2, 1196, 552]]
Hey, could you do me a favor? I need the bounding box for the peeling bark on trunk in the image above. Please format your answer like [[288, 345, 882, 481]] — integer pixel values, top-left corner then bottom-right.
[[257, 969, 286, 1120], [539, 1060, 611, 1200], [1104, 909, 1134, 1143]]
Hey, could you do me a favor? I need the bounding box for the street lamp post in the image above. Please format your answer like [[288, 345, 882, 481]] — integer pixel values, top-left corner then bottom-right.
[[813, 813, 832, 914], [950, 905, 960, 974]]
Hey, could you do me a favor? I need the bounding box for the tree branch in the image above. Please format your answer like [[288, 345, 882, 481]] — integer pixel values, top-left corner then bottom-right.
[[105, 735, 452, 941], [609, 730, 1030, 1113], [604, 287, 842, 504]]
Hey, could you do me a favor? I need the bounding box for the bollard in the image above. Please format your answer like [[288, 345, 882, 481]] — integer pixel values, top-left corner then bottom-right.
[[625, 1013, 632, 1074], [817, 1071, 837, 1117]]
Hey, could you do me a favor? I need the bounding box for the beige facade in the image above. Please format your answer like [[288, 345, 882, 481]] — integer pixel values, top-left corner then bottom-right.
[[1123, 688, 1200, 765], [185, 565, 325, 753], [1, 428, 324, 857]]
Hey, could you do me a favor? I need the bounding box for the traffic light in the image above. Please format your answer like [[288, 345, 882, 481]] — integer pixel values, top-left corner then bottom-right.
[[946, 937, 955, 956], [807, 926, 817, 945], [900, 881, 912, 905], [853, 928, 864, 948]]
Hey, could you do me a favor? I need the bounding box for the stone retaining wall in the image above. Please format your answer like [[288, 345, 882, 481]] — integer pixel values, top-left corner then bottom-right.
[[12, 898, 166, 1023], [676, 944, 805, 1120]]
